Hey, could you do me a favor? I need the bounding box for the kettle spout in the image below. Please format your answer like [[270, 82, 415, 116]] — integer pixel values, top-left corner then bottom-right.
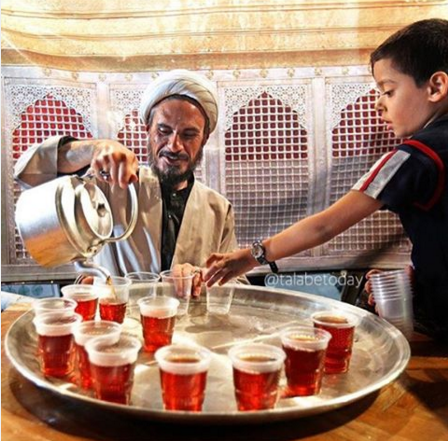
[[74, 260, 111, 282]]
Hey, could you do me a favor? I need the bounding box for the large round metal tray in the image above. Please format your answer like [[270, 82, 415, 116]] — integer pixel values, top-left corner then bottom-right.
[[5, 285, 410, 424]]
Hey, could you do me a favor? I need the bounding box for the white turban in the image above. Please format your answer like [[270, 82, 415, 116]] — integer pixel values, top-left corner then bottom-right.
[[139, 70, 218, 133]]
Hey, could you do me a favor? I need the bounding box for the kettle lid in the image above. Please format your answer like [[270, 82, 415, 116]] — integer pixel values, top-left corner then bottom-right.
[[75, 180, 113, 240]]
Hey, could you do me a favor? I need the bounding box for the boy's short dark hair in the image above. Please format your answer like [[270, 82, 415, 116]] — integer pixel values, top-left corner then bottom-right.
[[370, 18, 448, 86]]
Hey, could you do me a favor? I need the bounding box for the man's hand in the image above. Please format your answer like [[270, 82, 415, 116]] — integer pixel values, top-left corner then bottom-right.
[[171, 263, 204, 298], [204, 248, 256, 287], [90, 140, 139, 189]]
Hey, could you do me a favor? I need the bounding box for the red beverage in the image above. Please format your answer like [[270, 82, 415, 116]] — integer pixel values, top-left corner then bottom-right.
[[85, 335, 141, 405], [74, 297, 98, 321], [73, 321, 121, 389], [75, 343, 92, 388], [155, 345, 211, 412], [159, 357, 208, 411], [61, 285, 100, 321], [233, 359, 281, 411], [312, 313, 357, 374], [282, 343, 326, 396], [33, 312, 82, 378], [99, 301, 127, 324], [38, 333, 75, 377], [90, 363, 135, 404], [141, 315, 176, 352], [280, 326, 331, 397]]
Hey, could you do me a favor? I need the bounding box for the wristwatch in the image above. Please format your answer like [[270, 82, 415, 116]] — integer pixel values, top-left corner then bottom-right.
[[251, 240, 279, 273]]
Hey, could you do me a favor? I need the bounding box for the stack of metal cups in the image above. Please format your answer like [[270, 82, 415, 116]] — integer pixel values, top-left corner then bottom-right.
[[370, 269, 414, 339]]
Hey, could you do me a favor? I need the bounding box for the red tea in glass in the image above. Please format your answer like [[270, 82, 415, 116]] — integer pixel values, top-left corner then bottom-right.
[[61, 285, 101, 321], [137, 296, 179, 352], [155, 345, 211, 411], [74, 297, 98, 321], [33, 311, 82, 378], [73, 320, 121, 389], [228, 343, 285, 411], [95, 276, 131, 324], [99, 301, 127, 324], [311, 312, 358, 374], [281, 327, 331, 397], [89, 363, 134, 404], [85, 335, 141, 404]]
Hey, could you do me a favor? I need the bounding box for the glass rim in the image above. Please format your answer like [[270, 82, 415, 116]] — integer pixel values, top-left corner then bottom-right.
[[125, 272, 161, 282], [33, 311, 82, 336], [85, 334, 142, 366], [160, 270, 196, 281], [311, 311, 359, 328], [280, 325, 332, 349], [94, 276, 132, 287], [228, 343, 286, 373], [137, 296, 179, 317], [155, 344, 212, 374], [33, 297, 77, 312], [73, 320, 122, 345], [61, 284, 102, 299]]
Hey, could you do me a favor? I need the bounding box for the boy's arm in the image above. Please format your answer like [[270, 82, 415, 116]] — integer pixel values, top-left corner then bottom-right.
[[205, 190, 383, 285], [265, 190, 383, 262]]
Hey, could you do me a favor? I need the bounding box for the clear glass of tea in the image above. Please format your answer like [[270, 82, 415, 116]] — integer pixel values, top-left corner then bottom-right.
[[137, 296, 179, 352], [72, 320, 122, 389], [85, 334, 142, 405], [155, 344, 212, 411], [228, 343, 286, 411], [61, 284, 104, 321], [280, 326, 332, 396], [95, 276, 132, 324], [33, 311, 82, 378], [311, 311, 359, 374], [159, 270, 195, 317]]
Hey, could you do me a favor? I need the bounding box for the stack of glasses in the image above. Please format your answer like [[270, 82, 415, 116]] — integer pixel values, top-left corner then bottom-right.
[[369, 270, 414, 339]]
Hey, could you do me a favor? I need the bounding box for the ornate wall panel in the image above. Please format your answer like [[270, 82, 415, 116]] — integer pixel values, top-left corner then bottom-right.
[[1, 66, 412, 281]]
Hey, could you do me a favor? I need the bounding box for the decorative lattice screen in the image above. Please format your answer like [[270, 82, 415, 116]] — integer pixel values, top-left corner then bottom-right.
[[2, 67, 411, 280]]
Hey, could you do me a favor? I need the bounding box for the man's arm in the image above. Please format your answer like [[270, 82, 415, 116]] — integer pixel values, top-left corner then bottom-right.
[[14, 137, 139, 189]]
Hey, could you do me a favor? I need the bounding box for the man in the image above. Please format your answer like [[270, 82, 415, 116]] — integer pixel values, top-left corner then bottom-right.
[[14, 70, 243, 296]]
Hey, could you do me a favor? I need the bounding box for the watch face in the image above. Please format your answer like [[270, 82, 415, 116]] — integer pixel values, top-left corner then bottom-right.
[[251, 242, 264, 259]]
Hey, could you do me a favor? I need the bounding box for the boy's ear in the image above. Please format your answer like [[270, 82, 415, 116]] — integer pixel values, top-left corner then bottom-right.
[[428, 71, 448, 102]]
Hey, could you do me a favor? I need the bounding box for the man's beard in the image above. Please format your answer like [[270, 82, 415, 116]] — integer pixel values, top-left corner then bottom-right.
[[148, 140, 203, 188]]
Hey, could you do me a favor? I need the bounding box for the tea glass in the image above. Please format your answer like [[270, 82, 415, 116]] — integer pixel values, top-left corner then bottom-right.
[[280, 326, 331, 396], [85, 334, 141, 404], [155, 344, 212, 411], [137, 296, 179, 352], [33, 311, 82, 377], [311, 311, 358, 374], [228, 343, 285, 411]]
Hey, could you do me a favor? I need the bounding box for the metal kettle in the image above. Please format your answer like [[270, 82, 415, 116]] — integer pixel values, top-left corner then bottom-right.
[[15, 174, 138, 279]]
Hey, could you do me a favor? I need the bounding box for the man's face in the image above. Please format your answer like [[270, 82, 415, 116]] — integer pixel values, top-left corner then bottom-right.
[[147, 98, 207, 189]]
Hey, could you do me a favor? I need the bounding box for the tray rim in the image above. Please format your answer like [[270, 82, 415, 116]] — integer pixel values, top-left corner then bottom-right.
[[5, 285, 411, 424]]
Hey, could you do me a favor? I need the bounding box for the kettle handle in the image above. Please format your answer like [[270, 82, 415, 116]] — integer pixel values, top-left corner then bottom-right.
[[104, 182, 139, 243]]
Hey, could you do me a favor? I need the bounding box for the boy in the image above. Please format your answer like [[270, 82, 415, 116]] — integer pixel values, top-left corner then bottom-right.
[[205, 19, 448, 340]]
